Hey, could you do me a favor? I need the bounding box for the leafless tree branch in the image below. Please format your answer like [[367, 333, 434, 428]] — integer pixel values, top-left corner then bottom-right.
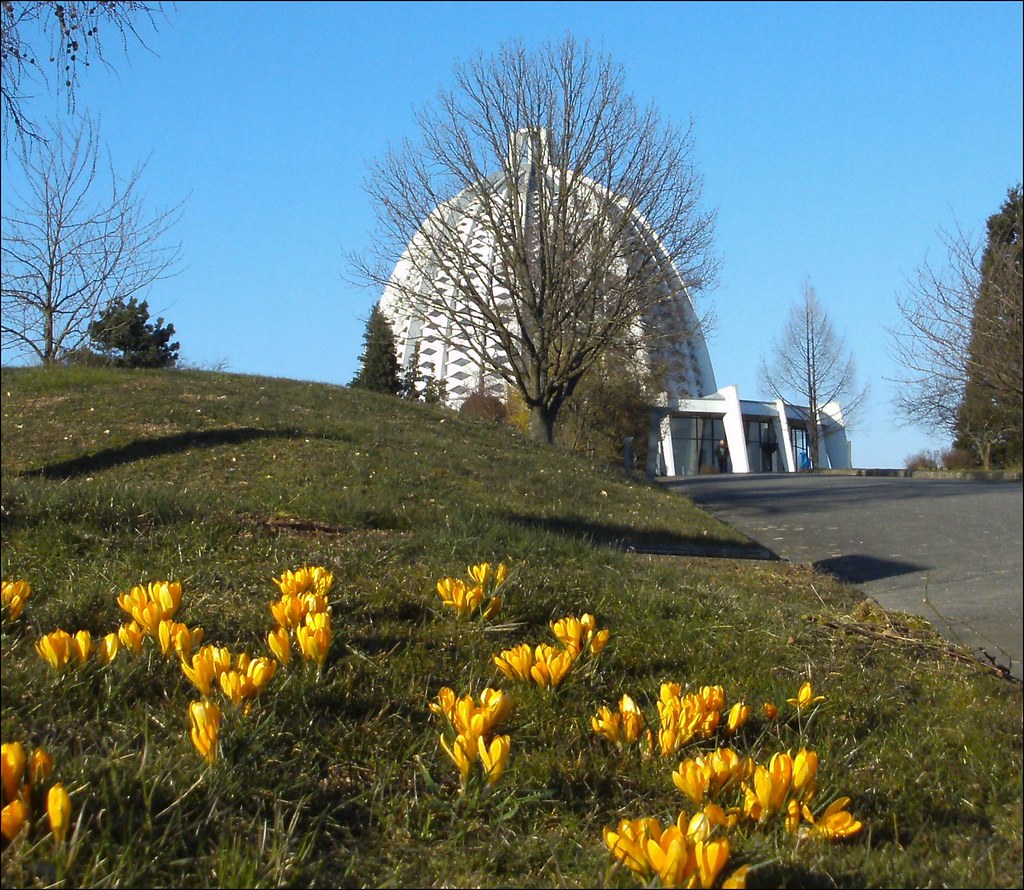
[[1, 114, 183, 364]]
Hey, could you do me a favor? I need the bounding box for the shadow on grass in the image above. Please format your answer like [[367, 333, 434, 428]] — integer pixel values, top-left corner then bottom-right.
[[19, 427, 331, 480], [814, 554, 929, 584], [504, 512, 777, 559]]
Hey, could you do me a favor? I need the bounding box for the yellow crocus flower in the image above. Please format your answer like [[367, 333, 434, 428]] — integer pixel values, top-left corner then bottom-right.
[[296, 612, 332, 667], [787, 681, 825, 710], [588, 627, 611, 656], [150, 581, 182, 617], [27, 747, 53, 788], [439, 733, 475, 786], [592, 705, 622, 745], [429, 687, 458, 724], [189, 700, 220, 765], [208, 646, 233, 676], [116, 586, 149, 619], [550, 616, 585, 656], [2, 741, 26, 803], [673, 759, 707, 806], [722, 865, 750, 889], [477, 734, 511, 785], [246, 656, 277, 692], [785, 798, 803, 833], [68, 626, 90, 663], [493, 644, 534, 682], [1, 799, 29, 842], [530, 643, 575, 688], [218, 670, 257, 707], [181, 647, 218, 697], [132, 600, 166, 636], [792, 748, 819, 800], [477, 688, 513, 734], [267, 627, 291, 665], [270, 593, 307, 629], [117, 621, 146, 654], [36, 630, 74, 670], [301, 591, 331, 616], [750, 755, 791, 821], [467, 562, 493, 588], [158, 620, 182, 656], [1, 580, 31, 621], [694, 837, 730, 889], [725, 702, 750, 736], [274, 565, 333, 598], [618, 695, 645, 744], [96, 632, 120, 665], [47, 782, 72, 842], [643, 823, 695, 889], [801, 797, 863, 840], [685, 809, 713, 843], [603, 817, 659, 878]]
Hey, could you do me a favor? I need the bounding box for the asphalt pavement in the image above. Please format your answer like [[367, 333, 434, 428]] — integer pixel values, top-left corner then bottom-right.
[[659, 473, 1023, 680]]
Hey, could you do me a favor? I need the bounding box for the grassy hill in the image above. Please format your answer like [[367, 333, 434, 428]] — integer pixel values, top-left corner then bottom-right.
[[1, 366, 1021, 888]]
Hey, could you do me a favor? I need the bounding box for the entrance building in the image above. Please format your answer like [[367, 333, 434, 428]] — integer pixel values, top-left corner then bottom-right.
[[646, 385, 851, 477]]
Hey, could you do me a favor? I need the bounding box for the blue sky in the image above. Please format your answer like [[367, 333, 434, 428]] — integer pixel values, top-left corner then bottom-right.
[[3, 1, 1021, 468]]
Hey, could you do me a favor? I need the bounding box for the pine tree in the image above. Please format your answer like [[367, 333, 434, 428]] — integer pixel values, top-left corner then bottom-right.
[[350, 303, 402, 395], [88, 297, 179, 368], [955, 185, 1023, 468]]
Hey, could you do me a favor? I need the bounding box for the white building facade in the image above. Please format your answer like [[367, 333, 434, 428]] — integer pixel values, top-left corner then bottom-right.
[[378, 129, 851, 475]]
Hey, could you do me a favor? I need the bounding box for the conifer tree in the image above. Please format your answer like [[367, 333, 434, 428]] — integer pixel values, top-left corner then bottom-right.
[[88, 297, 179, 368], [351, 303, 402, 395], [955, 185, 1022, 468]]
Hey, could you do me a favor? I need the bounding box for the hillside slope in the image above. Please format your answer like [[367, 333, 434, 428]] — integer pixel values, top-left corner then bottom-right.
[[1, 366, 1020, 889]]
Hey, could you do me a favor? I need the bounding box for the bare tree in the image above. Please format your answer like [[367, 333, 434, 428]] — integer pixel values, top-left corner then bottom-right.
[[888, 225, 979, 439], [353, 35, 717, 444], [759, 280, 867, 468], [889, 188, 1022, 466], [1, 115, 182, 364], [2, 1, 165, 150]]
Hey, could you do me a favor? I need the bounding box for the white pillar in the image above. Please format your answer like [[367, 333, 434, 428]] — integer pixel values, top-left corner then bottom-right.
[[720, 386, 749, 473]]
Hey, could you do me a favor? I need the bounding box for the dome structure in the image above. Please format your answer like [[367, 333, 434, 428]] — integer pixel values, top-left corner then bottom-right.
[[378, 128, 718, 410]]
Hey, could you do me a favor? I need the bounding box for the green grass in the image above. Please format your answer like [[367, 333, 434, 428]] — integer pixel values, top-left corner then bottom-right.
[[1, 365, 1021, 889]]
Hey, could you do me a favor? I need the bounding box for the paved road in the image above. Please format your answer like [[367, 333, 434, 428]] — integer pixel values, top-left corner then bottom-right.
[[659, 474, 1023, 680]]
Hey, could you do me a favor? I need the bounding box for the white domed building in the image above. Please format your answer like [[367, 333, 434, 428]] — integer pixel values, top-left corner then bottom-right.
[[378, 129, 851, 475]]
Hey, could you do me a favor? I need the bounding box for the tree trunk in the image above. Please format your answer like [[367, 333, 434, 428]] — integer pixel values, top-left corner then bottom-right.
[[529, 404, 556, 444]]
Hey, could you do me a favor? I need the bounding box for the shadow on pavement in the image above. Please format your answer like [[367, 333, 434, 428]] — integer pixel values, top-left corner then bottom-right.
[[813, 554, 930, 584]]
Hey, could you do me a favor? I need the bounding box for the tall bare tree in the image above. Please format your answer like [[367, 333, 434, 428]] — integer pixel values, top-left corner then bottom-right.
[[2, 0, 165, 150], [759, 280, 867, 468], [1, 115, 182, 364], [354, 34, 717, 444], [889, 186, 1022, 466]]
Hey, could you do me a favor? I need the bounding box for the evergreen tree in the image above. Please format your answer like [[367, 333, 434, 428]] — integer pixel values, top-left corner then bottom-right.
[[88, 297, 179, 368], [955, 185, 1023, 468], [351, 303, 402, 395]]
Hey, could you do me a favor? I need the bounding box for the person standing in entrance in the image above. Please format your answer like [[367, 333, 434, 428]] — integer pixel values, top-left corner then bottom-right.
[[715, 438, 729, 473]]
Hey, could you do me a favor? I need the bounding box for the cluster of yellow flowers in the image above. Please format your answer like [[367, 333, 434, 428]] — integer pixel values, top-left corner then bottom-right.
[[32, 581, 203, 671], [672, 745, 860, 839], [1, 741, 71, 846], [603, 811, 746, 889], [430, 686, 514, 794], [267, 565, 335, 669], [17, 567, 335, 770], [435, 562, 506, 620], [1, 580, 31, 622], [493, 613, 609, 688], [187, 565, 337, 765], [602, 681, 861, 888]]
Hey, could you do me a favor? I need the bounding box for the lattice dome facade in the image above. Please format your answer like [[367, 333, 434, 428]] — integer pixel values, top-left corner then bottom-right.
[[375, 129, 851, 475], [378, 129, 718, 410]]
